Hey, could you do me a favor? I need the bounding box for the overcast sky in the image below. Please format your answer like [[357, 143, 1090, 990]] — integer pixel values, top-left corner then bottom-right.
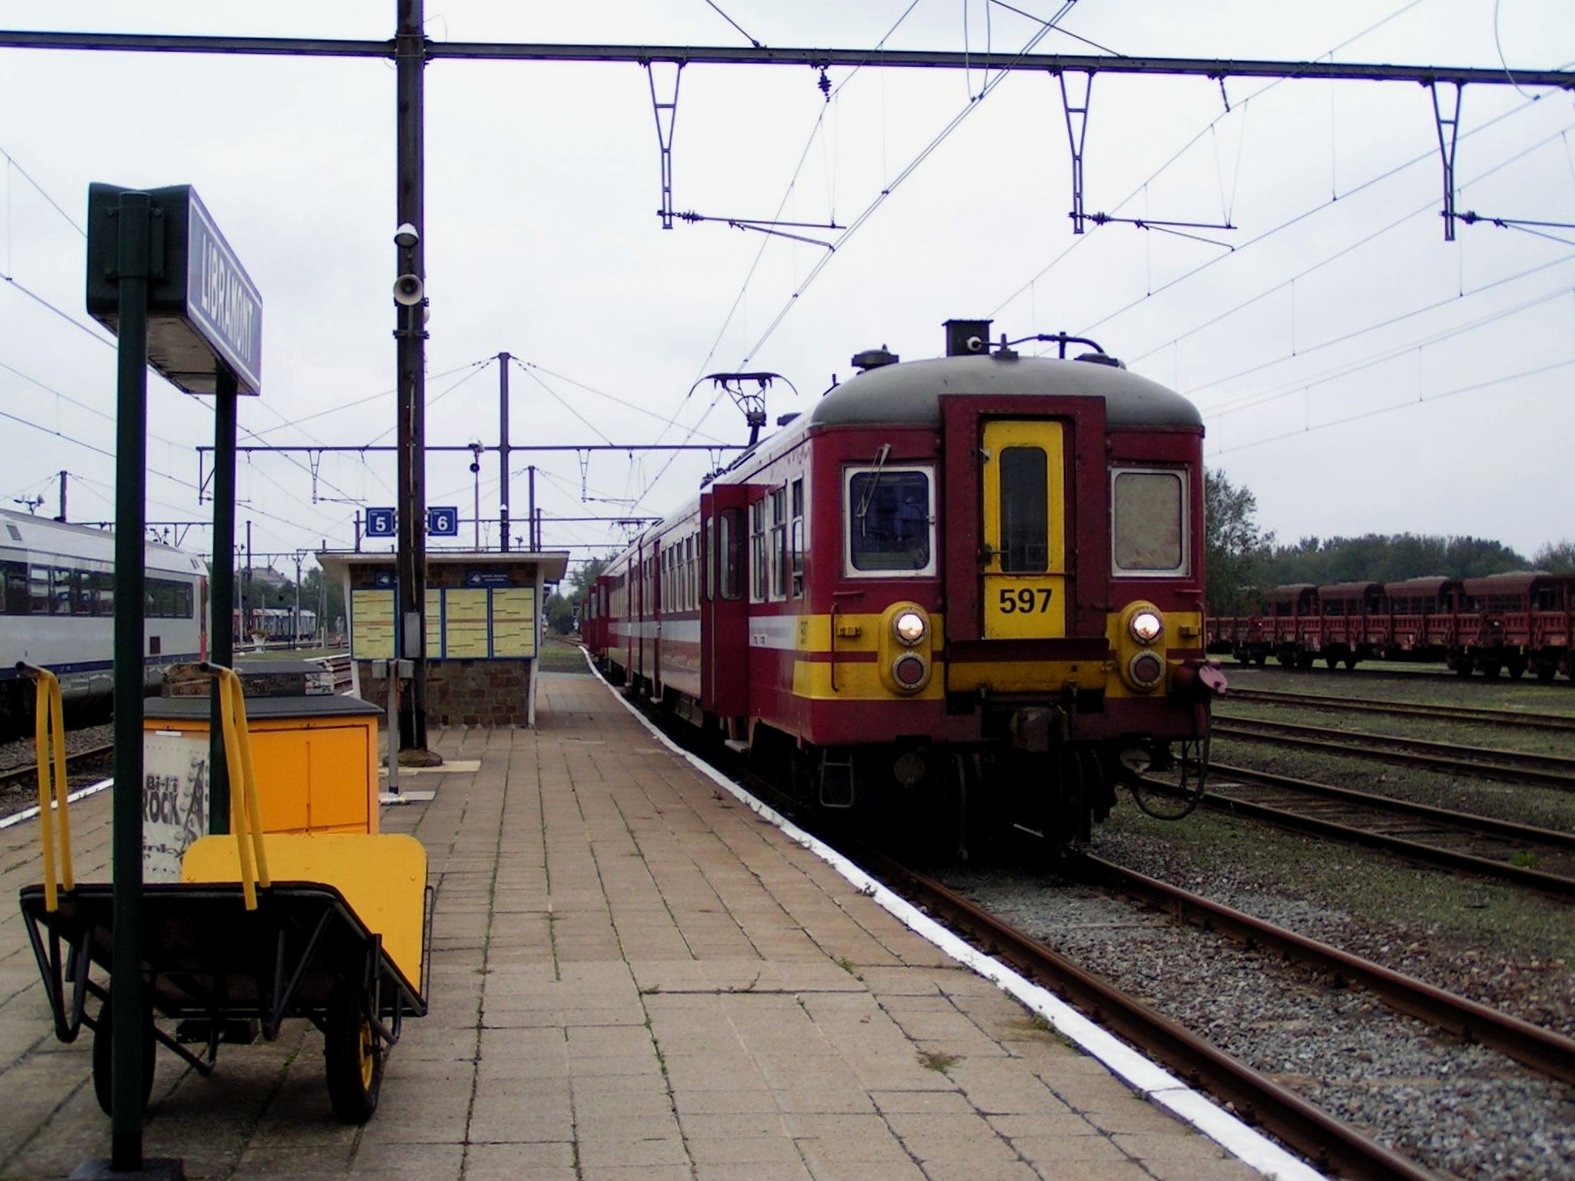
[[2, 1, 1572, 577]]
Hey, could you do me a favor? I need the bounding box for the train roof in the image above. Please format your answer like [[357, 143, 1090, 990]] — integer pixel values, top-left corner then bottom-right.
[[1318, 581, 1384, 598], [810, 353, 1204, 430], [1382, 576, 1461, 594], [1267, 583, 1318, 600], [0, 506, 206, 574], [1462, 571, 1562, 594]]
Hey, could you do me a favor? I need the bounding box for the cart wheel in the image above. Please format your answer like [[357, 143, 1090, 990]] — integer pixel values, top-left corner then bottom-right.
[[91, 993, 155, 1117], [324, 980, 383, 1124]]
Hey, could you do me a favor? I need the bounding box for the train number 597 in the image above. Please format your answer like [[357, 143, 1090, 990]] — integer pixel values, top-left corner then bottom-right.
[[998, 588, 1053, 613]]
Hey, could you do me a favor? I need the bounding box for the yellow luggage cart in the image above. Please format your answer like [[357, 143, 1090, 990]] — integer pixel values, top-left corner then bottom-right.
[[17, 663, 430, 1124]]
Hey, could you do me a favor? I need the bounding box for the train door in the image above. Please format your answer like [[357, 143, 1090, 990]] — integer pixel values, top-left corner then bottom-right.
[[979, 420, 1067, 641], [637, 541, 650, 685], [651, 539, 663, 695], [701, 484, 750, 721]]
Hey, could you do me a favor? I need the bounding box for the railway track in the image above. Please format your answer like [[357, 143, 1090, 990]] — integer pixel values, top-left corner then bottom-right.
[[1066, 852, 1575, 1088], [1198, 762, 1575, 896], [874, 850, 1454, 1181], [0, 742, 113, 795], [1221, 661, 1574, 689], [1212, 716, 1575, 790], [1226, 688, 1575, 732], [316, 652, 353, 694]]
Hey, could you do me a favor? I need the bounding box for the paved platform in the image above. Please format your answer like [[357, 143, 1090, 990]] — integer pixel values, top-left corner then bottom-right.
[[0, 671, 1298, 1180]]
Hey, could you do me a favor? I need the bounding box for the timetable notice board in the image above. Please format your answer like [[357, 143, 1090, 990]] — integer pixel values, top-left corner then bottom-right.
[[352, 585, 537, 660], [491, 588, 537, 657], [349, 589, 395, 659]]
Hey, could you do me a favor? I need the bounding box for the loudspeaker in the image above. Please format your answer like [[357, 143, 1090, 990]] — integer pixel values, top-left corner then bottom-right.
[[393, 274, 424, 305]]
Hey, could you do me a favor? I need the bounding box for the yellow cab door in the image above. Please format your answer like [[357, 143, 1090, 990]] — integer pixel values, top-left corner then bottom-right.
[[981, 420, 1066, 640]]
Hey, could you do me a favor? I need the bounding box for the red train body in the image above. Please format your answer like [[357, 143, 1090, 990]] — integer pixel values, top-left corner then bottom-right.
[[1207, 572, 1575, 679], [585, 322, 1225, 853]]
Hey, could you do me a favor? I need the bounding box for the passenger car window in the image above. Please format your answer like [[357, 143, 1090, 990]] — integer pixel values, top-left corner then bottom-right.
[[845, 467, 934, 575], [1111, 469, 1187, 575]]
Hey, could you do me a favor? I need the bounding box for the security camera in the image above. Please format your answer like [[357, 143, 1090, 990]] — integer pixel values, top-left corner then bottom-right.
[[394, 222, 420, 249], [393, 274, 424, 305]]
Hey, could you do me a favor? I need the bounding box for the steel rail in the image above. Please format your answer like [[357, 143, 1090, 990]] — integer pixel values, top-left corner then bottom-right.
[[0, 743, 113, 794], [1213, 718, 1575, 790], [0, 30, 1571, 90], [1209, 759, 1575, 849], [864, 850, 1444, 1181], [1070, 853, 1575, 1088], [1203, 777, 1575, 898], [1222, 662, 1574, 688], [1225, 689, 1575, 732]]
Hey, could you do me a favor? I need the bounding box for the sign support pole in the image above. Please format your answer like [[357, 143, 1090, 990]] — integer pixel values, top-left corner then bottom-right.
[[108, 189, 152, 1175], [83, 176, 257, 1181], [395, 0, 429, 754], [208, 370, 237, 834]]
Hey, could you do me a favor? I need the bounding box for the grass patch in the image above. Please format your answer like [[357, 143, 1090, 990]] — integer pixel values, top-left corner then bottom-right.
[[917, 1050, 960, 1073], [536, 636, 591, 673]]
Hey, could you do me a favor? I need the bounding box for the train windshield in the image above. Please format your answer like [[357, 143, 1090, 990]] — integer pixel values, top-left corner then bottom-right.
[[845, 467, 934, 575], [1110, 468, 1188, 576]]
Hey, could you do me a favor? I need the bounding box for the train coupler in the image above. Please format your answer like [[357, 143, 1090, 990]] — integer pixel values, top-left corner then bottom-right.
[[1007, 705, 1069, 753]]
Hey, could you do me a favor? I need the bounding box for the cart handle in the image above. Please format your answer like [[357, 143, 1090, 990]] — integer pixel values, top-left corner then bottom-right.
[[16, 663, 73, 912], [199, 662, 271, 908]]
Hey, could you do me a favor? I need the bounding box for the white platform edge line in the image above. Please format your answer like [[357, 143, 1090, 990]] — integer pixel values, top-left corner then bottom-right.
[[583, 651, 1319, 1181], [1, 778, 113, 831]]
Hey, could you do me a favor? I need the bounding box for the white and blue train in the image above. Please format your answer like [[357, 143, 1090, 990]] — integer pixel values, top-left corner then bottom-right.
[[0, 507, 208, 732]]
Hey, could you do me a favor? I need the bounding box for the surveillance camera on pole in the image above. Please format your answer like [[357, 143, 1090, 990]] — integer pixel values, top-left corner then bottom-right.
[[393, 222, 419, 250]]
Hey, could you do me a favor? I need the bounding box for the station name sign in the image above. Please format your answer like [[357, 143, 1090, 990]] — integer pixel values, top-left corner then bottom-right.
[[86, 183, 263, 396]]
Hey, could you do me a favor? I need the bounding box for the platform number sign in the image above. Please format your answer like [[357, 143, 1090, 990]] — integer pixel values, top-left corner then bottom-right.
[[427, 506, 459, 537], [365, 507, 396, 538], [365, 510, 396, 544]]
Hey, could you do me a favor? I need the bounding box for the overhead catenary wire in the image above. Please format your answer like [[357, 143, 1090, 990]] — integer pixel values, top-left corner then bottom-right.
[[1204, 281, 1575, 421], [631, 0, 1092, 513], [989, 0, 1439, 324], [1208, 354, 1575, 458], [1122, 113, 1575, 376], [1177, 248, 1575, 401], [737, 4, 1080, 367]]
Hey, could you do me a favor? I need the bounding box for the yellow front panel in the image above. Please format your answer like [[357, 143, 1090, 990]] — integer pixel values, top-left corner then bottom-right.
[[183, 832, 426, 990], [790, 610, 945, 701], [1104, 609, 1206, 698], [944, 659, 1108, 695], [981, 420, 1067, 640]]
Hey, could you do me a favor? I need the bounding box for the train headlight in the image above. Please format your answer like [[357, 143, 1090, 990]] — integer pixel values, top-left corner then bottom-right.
[[893, 610, 927, 646], [1127, 650, 1164, 689], [1129, 610, 1164, 646], [892, 653, 930, 690]]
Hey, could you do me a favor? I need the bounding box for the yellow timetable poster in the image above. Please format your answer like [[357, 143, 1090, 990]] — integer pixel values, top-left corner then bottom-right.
[[350, 589, 395, 659], [425, 588, 443, 657], [444, 588, 491, 658], [492, 587, 537, 657]]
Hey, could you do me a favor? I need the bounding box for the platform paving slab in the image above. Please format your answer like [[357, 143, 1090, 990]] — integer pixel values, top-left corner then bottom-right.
[[0, 671, 1275, 1180]]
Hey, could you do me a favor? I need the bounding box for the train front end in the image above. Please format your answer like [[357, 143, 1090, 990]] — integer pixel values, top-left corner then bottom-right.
[[795, 321, 1223, 853]]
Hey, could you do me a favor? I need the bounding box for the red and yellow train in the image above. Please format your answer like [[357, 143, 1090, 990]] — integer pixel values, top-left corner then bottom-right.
[[585, 321, 1225, 854]]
